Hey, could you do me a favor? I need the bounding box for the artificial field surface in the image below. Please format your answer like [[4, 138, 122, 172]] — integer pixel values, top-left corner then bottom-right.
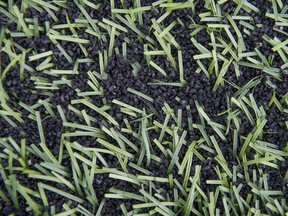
[[0, 0, 288, 215]]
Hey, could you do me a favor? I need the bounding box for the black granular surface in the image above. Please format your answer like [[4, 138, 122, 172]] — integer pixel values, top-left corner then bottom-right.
[[0, 0, 288, 215]]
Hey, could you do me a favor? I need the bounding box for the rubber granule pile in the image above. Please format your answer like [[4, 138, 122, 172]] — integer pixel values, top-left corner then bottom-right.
[[1, 0, 288, 215]]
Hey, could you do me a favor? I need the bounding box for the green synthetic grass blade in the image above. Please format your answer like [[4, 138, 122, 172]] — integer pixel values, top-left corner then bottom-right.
[[96, 138, 134, 159], [38, 183, 84, 204], [127, 87, 154, 103], [183, 165, 201, 216], [13, 5, 32, 38], [167, 130, 187, 174], [149, 60, 167, 77], [112, 99, 143, 114], [139, 189, 176, 216]]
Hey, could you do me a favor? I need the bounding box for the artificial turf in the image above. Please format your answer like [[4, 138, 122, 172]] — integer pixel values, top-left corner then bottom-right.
[[0, 0, 288, 215]]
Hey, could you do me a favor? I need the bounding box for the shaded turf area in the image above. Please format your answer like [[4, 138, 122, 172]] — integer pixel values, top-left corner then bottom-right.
[[0, 0, 288, 215]]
